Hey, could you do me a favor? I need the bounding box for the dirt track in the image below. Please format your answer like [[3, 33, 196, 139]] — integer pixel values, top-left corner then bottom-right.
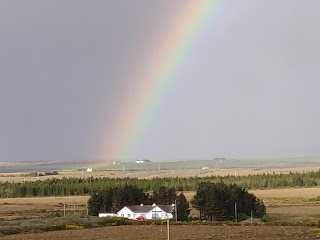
[[1, 225, 319, 240]]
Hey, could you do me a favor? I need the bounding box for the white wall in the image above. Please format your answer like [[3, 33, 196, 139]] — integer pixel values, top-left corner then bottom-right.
[[99, 213, 117, 217], [146, 206, 173, 220], [117, 207, 136, 219]]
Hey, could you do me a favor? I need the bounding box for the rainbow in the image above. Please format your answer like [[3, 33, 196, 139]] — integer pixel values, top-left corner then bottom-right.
[[106, 0, 221, 160]]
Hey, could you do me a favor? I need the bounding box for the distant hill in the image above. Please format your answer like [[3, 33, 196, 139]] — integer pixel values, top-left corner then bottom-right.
[[93, 157, 320, 171], [1, 157, 320, 173]]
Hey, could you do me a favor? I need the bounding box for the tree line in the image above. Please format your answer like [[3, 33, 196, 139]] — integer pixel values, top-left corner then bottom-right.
[[88, 182, 265, 221], [88, 185, 190, 221], [0, 170, 320, 198], [192, 182, 265, 221]]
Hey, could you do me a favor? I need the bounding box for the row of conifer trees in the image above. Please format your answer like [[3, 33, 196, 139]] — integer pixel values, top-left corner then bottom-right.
[[88, 183, 266, 221], [88, 185, 190, 221], [0, 170, 319, 198]]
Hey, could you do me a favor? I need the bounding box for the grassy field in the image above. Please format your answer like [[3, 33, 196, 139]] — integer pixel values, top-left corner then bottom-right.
[[1, 163, 320, 239], [1, 187, 320, 224], [1, 165, 320, 183], [1, 164, 320, 224], [0, 196, 89, 220], [1, 156, 320, 175], [252, 188, 320, 224], [94, 157, 320, 171], [0, 187, 320, 239], [181, 188, 320, 224]]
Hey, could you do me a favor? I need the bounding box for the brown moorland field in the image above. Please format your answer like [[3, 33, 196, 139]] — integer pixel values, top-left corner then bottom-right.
[[0, 196, 89, 220], [1, 166, 320, 182], [252, 188, 320, 224], [1, 168, 320, 238], [1, 225, 320, 240], [1, 187, 320, 223], [182, 188, 320, 223]]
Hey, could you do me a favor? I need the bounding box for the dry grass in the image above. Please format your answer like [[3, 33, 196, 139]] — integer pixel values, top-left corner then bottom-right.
[[1, 166, 320, 239], [0, 196, 90, 220], [1, 167, 320, 224], [181, 188, 320, 222], [0, 188, 320, 238], [1, 187, 320, 224], [1, 166, 320, 182], [251, 188, 320, 199]]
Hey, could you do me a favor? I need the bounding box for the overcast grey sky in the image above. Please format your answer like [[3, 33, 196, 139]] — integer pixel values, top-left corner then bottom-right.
[[0, 0, 319, 162]]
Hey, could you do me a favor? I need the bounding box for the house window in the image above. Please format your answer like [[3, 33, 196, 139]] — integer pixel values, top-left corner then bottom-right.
[[121, 214, 124, 217], [152, 213, 160, 219], [128, 214, 131, 218]]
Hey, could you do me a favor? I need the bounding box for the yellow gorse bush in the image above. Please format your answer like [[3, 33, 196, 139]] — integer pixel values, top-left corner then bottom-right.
[[65, 224, 84, 230]]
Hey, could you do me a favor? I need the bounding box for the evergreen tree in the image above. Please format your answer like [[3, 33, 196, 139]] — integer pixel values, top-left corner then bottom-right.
[[88, 192, 103, 215], [192, 182, 266, 221], [176, 192, 190, 221], [87, 185, 147, 215], [152, 186, 176, 204]]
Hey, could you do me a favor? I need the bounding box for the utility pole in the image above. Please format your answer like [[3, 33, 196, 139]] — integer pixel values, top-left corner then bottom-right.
[[167, 217, 170, 240], [234, 202, 237, 222], [86, 204, 89, 216], [63, 203, 66, 217], [175, 200, 177, 222], [250, 210, 253, 224]]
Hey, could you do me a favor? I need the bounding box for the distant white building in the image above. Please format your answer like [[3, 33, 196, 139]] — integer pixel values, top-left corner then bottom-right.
[[113, 161, 122, 165], [99, 204, 174, 220], [135, 159, 151, 164], [86, 168, 93, 172]]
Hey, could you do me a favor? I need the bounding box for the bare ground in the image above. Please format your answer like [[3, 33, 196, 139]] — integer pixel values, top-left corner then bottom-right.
[[1, 225, 319, 240]]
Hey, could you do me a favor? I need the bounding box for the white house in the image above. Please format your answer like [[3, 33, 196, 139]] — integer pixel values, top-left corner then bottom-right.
[[114, 204, 174, 220]]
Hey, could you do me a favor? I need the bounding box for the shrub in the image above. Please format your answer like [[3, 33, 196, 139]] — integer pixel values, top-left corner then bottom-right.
[[65, 224, 85, 230], [261, 214, 272, 222]]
